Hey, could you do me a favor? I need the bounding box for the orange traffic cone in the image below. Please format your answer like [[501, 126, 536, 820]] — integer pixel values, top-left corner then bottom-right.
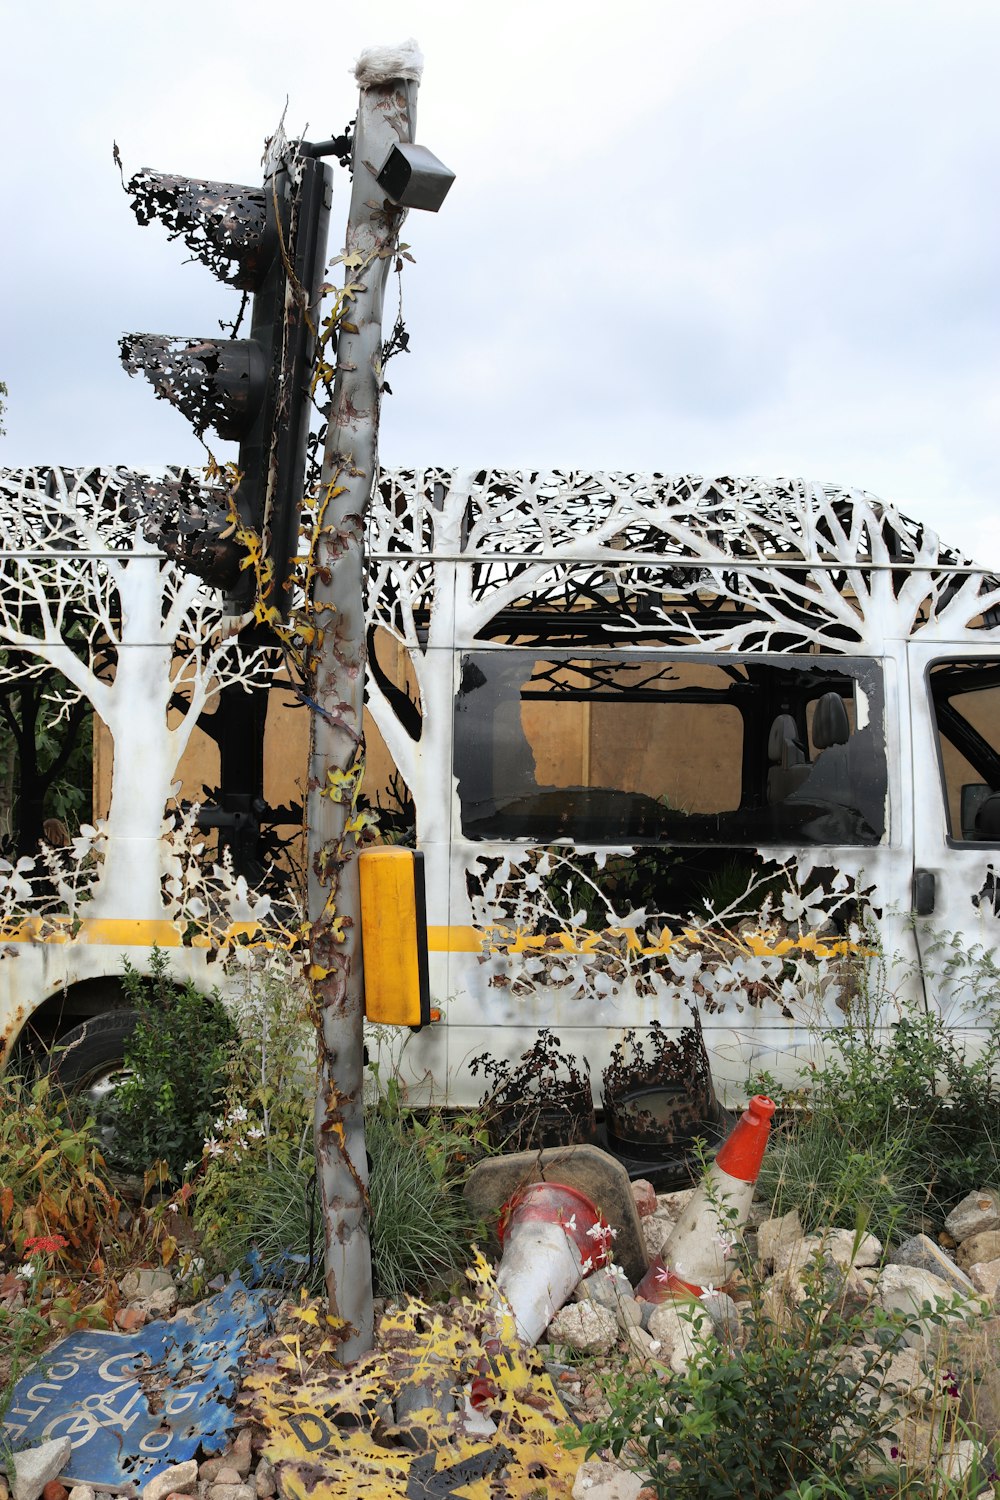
[[635, 1094, 775, 1302], [492, 1181, 615, 1345]]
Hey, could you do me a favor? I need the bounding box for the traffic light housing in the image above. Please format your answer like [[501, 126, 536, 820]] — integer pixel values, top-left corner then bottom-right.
[[121, 138, 333, 614]]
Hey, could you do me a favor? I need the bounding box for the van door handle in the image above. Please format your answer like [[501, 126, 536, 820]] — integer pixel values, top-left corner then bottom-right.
[[913, 869, 936, 916]]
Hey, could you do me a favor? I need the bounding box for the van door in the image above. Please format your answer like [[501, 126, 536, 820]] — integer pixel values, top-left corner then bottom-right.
[[908, 640, 1000, 1032]]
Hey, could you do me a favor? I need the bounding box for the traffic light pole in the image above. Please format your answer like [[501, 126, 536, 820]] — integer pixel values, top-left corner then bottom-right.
[[306, 48, 421, 1362]]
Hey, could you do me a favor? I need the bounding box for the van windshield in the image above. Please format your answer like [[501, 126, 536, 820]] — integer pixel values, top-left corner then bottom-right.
[[454, 652, 887, 847]]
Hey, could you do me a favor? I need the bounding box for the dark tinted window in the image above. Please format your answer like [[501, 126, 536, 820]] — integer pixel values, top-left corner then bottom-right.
[[455, 652, 886, 846]]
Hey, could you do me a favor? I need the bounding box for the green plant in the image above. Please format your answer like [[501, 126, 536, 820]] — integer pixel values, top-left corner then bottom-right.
[[570, 1257, 980, 1500], [0, 1071, 119, 1263], [193, 976, 490, 1300], [755, 993, 1000, 1237], [192, 951, 315, 1259], [100, 948, 236, 1180]]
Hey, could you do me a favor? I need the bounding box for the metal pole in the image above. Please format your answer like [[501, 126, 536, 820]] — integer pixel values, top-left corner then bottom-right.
[[305, 45, 420, 1363]]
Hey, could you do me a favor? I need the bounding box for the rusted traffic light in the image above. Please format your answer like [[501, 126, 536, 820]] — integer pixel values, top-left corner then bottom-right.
[[120, 139, 333, 613]]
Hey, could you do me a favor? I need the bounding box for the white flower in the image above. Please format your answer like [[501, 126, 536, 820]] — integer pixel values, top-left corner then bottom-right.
[[562, 1214, 577, 1233], [229, 1106, 248, 1124], [580, 1256, 593, 1274], [15, 1263, 34, 1281], [203, 1136, 224, 1158], [586, 1221, 607, 1240], [247, 1126, 265, 1141], [167, 1203, 180, 1214], [699, 1283, 717, 1299]]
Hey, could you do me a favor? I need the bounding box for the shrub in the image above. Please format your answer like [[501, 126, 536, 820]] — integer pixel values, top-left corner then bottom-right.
[[570, 1256, 983, 1500], [191, 954, 488, 1300], [0, 1071, 119, 1265], [756, 1000, 1000, 1238], [101, 948, 235, 1180]]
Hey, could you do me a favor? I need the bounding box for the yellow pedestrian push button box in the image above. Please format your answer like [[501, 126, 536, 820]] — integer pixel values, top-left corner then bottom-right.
[[358, 847, 431, 1028]]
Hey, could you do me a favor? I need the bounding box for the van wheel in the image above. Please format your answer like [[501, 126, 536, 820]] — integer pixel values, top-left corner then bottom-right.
[[50, 1010, 139, 1111]]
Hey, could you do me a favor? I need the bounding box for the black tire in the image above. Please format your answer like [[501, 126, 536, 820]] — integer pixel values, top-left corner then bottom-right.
[[50, 1009, 139, 1107]]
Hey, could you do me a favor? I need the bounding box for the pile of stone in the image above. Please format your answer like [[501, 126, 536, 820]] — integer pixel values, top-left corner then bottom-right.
[[555, 1182, 1000, 1499]]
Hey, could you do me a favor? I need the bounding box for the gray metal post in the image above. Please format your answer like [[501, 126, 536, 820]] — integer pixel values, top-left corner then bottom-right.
[[305, 49, 420, 1363]]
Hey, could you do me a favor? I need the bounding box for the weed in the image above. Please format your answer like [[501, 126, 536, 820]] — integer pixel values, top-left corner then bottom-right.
[[755, 999, 1000, 1237], [569, 1252, 985, 1499], [100, 948, 236, 1181], [191, 955, 488, 1300], [0, 1071, 119, 1264]]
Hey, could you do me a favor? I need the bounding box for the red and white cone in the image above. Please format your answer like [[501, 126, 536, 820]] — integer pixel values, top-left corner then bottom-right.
[[635, 1094, 775, 1302], [492, 1181, 615, 1345]]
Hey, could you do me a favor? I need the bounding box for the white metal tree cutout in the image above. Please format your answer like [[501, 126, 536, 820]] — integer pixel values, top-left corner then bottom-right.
[[0, 466, 274, 922], [366, 467, 998, 909]]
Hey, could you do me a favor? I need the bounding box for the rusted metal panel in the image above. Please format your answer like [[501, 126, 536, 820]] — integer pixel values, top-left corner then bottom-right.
[[2, 1279, 272, 1490]]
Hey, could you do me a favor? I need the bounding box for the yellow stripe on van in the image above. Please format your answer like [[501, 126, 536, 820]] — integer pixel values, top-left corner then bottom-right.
[[0, 917, 860, 963]]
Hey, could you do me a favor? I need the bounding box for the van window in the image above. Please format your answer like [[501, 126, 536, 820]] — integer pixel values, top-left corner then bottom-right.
[[928, 660, 1000, 841], [455, 652, 887, 846]]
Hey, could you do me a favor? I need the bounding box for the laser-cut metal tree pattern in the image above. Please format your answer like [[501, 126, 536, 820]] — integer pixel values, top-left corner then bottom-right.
[[0, 466, 274, 921], [365, 467, 998, 873]]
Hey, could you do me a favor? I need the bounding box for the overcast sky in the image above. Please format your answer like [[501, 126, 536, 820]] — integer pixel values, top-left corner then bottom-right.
[[3, 1, 998, 562]]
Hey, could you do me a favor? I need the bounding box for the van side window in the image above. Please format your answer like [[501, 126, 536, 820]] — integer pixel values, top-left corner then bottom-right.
[[928, 660, 1000, 841], [455, 652, 887, 847]]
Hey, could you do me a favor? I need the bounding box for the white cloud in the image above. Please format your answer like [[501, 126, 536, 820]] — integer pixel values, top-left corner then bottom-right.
[[2, 0, 999, 560]]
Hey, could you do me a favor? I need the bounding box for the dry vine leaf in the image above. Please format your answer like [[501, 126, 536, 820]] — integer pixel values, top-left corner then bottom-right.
[[246, 1256, 578, 1498]]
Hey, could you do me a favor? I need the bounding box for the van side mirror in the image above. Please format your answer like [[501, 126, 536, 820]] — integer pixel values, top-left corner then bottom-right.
[[961, 783, 992, 840]]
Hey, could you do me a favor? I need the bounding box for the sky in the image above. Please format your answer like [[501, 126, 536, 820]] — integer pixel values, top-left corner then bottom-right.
[[2, 1, 999, 563]]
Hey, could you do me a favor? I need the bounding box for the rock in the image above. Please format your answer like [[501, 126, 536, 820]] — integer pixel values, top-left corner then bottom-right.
[[756, 1208, 803, 1271], [547, 1300, 619, 1356], [945, 1188, 1000, 1244], [228, 1431, 253, 1480], [647, 1299, 714, 1375], [629, 1180, 657, 1218], [572, 1458, 646, 1500], [10, 1440, 72, 1500], [890, 1234, 975, 1292], [881, 1345, 935, 1409], [140, 1285, 179, 1319], [937, 1440, 988, 1485], [655, 1188, 694, 1224], [141, 1462, 199, 1500], [957, 1229, 1000, 1270], [254, 1461, 276, 1500], [41, 1484, 67, 1500], [575, 1263, 633, 1312], [876, 1263, 973, 1345], [966, 1366, 1000, 1451], [66, 1489, 95, 1500], [894, 1415, 942, 1475], [970, 1259, 1000, 1299], [623, 1320, 667, 1362], [615, 1296, 644, 1331], [207, 1488, 254, 1500], [114, 1304, 148, 1332], [700, 1291, 742, 1344], [641, 1212, 672, 1257], [0, 1477, 10, 1500], [774, 1227, 881, 1276], [120, 1267, 176, 1302], [210, 1472, 241, 1489]]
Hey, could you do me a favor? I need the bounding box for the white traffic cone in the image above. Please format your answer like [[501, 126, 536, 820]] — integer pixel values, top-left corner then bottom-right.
[[492, 1181, 615, 1345], [636, 1094, 775, 1301]]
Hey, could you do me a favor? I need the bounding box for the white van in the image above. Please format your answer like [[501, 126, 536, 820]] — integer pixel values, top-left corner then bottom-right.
[[2, 465, 999, 1108], [363, 468, 1000, 1104]]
